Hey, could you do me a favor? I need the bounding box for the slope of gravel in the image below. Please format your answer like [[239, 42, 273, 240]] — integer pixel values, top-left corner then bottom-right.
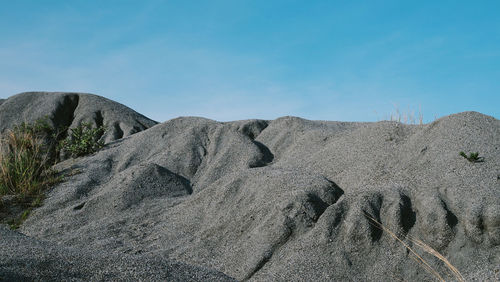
[[1, 92, 498, 281], [0, 225, 236, 281]]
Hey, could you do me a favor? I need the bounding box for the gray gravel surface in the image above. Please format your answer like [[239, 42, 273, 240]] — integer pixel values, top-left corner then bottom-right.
[[1, 93, 499, 281], [0, 225, 236, 281]]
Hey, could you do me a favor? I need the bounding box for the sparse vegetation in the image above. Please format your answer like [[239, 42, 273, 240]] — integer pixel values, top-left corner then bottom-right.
[[0, 118, 61, 197], [389, 104, 424, 125], [375, 104, 425, 125], [59, 122, 105, 158], [8, 207, 33, 229], [459, 151, 484, 163], [0, 119, 106, 229], [0, 118, 63, 228]]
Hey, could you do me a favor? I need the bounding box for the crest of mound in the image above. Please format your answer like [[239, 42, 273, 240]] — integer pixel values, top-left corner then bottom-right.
[[0, 92, 157, 143], [123, 163, 192, 198], [108, 116, 274, 190], [255, 116, 361, 163]]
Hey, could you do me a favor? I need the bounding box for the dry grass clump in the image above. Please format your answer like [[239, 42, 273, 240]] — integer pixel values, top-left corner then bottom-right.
[[375, 104, 426, 125], [389, 104, 424, 125], [0, 119, 63, 229], [0, 119, 61, 197], [363, 212, 465, 282]]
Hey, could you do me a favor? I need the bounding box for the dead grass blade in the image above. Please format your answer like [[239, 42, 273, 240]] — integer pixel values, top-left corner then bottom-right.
[[363, 211, 464, 282], [409, 237, 465, 282]]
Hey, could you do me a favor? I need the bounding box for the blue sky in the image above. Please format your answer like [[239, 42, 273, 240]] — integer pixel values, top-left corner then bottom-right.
[[1, 1, 499, 122]]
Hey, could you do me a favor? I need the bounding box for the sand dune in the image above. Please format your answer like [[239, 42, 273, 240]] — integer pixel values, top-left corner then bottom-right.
[[1, 92, 499, 281]]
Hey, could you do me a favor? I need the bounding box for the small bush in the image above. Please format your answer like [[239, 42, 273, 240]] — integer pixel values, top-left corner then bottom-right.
[[59, 123, 105, 158], [459, 151, 484, 163]]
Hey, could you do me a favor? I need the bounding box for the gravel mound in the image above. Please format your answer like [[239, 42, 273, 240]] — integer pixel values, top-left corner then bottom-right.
[[1, 93, 498, 281], [0, 92, 157, 143]]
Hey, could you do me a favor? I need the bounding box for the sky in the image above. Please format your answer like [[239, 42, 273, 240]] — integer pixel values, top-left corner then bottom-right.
[[1, 1, 499, 123]]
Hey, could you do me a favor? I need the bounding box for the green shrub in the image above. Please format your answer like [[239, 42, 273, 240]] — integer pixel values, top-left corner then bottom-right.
[[59, 123, 105, 158], [459, 151, 484, 163]]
